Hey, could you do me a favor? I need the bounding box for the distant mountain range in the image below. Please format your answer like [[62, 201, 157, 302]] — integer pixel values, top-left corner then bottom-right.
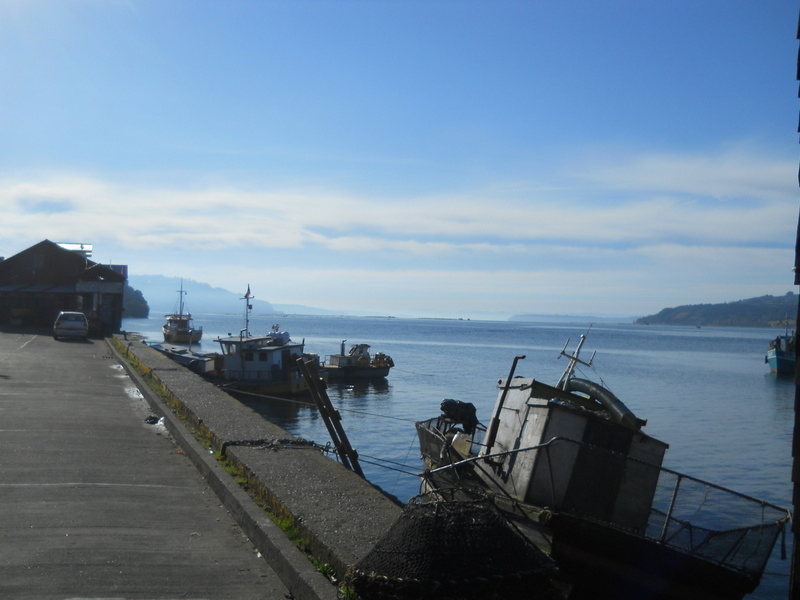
[[634, 293, 797, 328], [126, 275, 341, 316], [126, 276, 799, 327]]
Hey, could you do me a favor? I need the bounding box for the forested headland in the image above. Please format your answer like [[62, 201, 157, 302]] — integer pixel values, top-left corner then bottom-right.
[[635, 293, 797, 328], [123, 283, 150, 318]]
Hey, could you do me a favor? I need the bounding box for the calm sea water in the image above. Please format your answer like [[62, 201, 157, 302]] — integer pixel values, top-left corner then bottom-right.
[[123, 314, 795, 599]]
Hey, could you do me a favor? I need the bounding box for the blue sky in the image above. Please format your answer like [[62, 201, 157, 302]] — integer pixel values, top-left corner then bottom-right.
[[1, 1, 798, 319]]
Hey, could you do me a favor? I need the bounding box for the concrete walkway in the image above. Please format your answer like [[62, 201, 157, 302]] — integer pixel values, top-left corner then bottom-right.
[[0, 330, 293, 599]]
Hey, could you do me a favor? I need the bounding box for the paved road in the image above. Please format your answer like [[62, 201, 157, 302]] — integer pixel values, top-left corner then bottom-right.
[[0, 331, 289, 599]]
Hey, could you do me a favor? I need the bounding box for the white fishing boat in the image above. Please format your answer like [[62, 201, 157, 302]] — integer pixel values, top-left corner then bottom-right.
[[212, 286, 321, 396], [162, 280, 202, 345], [214, 325, 315, 396], [321, 341, 394, 381], [416, 336, 790, 600]]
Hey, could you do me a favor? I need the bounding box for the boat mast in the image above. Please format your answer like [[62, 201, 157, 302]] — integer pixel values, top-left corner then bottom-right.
[[242, 284, 253, 337], [177, 279, 186, 317], [555, 334, 596, 390]]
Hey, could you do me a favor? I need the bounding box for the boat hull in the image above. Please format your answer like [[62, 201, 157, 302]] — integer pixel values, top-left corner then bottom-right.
[[766, 347, 795, 375], [550, 513, 757, 600], [321, 344, 393, 381], [321, 365, 391, 381], [163, 327, 203, 345], [222, 377, 316, 397]]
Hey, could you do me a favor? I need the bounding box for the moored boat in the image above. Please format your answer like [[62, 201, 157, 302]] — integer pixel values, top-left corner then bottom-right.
[[162, 280, 202, 344], [416, 336, 790, 600], [214, 325, 319, 396], [321, 341, 394, 381], [212, 286, 321, 396], [765, 331, 795, 375]]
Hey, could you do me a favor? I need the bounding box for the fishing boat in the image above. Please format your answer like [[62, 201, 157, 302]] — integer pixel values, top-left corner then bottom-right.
[[765, 330, 796, 375], [212, 286, 321, 396], [416, 337, 790, 600], [162, 280, 202, 344], [214, 326, 316, 395], [320, 341, 394, 381]]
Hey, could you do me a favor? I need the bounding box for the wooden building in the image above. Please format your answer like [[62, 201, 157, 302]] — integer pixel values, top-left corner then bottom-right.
[[0, 240, 126, 336]]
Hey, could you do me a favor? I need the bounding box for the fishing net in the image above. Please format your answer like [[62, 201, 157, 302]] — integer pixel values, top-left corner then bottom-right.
[[346, 496, 558, 600]]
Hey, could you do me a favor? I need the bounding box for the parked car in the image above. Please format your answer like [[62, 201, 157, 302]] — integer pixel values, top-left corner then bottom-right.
[[53, 311, 89, 340]]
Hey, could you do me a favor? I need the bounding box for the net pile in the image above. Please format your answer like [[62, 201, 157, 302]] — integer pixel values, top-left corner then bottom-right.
[[346, 498, 557, 600]]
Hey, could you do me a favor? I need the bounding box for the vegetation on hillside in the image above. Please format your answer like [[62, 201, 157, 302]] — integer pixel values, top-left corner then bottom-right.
[[635, 293, 797, 328], [123, 283, 150, 318]]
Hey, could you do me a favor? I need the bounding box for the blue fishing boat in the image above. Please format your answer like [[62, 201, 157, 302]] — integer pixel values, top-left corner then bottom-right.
[[765, 331, 796, 375]]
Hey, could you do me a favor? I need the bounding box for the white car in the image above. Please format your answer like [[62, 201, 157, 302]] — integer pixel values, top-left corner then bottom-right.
[[53, 311, 89, 340]]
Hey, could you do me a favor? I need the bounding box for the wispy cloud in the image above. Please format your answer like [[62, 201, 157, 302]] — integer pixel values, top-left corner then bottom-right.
[[0, 142, 794, 317], [1, 144, 793, 256], [17, 196, 75, 214], [576, 143, 795, 201]]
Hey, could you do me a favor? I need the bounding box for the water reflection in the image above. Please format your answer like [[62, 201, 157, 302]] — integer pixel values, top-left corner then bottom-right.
[[326, 379, 390, 400], [238, 378, 394, 434], [239, 392, 315, 429]]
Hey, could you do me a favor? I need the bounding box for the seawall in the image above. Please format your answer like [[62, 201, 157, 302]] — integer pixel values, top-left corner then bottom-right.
[[109, 334, 404, 600]]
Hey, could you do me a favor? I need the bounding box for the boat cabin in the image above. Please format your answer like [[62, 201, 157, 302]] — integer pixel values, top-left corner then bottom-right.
[[486, 377, 668, 532], [215, 331, 305, 385], [328, 343, 373, 368]]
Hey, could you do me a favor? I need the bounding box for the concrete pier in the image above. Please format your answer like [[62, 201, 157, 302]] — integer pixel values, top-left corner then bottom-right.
[[0, 329, 402, 599]]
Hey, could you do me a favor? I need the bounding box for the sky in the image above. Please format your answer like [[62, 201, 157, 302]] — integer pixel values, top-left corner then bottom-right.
[[0, 1, 798, 319]]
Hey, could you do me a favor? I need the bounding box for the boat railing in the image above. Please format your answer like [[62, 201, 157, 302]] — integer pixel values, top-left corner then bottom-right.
[[424, 435, 790, 578], [642, 466, 788, 578]]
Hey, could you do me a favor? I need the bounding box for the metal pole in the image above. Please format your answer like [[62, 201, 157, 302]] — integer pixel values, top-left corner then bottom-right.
[[483, 354, 525, 454], [296, 357, 364, 477]]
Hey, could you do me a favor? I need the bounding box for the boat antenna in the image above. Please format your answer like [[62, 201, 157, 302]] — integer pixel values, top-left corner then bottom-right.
[[555, 334, 596, 390], [241, 284, 253, 337]]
